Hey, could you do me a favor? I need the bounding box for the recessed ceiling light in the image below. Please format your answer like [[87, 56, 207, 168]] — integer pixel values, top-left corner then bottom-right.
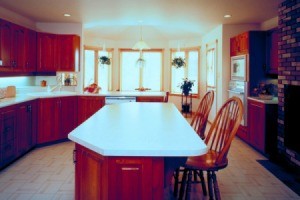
[[224, 14, 232, 18], [64, 13, 71, 17]]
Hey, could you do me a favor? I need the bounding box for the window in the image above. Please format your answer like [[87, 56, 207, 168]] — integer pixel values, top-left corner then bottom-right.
[[83, 47, 112, 91], [171, 47, 200, 95], [120, 49, 163, 91]]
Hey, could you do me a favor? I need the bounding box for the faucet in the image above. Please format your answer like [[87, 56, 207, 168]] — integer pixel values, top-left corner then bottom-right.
[[47, 75, 62, 92]]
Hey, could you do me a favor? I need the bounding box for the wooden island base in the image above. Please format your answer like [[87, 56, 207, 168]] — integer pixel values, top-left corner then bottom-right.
[[75, 144, 165, 200]]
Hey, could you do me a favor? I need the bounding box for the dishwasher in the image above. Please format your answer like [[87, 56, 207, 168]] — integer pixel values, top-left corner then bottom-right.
[[105, 96, 136, 105]]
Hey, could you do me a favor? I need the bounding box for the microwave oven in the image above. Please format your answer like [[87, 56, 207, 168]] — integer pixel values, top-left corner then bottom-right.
[[231, 55, 247, 81]]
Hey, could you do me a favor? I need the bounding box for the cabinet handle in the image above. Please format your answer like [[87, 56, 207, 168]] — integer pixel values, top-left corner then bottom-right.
[[73, 149, 76, 164], [27, 105, 32, 112]]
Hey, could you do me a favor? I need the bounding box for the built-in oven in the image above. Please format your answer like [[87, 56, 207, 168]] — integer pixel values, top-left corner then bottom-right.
[[228, 80, 249, 126]]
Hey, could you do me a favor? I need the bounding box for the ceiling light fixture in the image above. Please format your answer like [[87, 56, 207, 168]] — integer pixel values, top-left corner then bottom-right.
[[224, 14, 232, 18], [132, 22, 150, 51], [64, 13, 71, 17]]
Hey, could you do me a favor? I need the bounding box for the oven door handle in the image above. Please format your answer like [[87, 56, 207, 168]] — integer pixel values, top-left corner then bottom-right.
[[228, 90, 244, 95]]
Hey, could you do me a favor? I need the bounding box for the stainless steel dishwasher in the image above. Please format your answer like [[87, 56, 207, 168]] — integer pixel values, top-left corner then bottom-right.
[[105, 96, 136, 105]]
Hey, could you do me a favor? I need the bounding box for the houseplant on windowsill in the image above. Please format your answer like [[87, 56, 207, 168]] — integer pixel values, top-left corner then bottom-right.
[[99, 56, 111, 65], [172, 57, 186, 68], [179, 78, 195, 113], [180, 78, 195, 96]]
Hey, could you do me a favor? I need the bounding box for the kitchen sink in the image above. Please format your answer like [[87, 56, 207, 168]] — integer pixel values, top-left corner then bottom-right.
[[27, 91, 77, 97]]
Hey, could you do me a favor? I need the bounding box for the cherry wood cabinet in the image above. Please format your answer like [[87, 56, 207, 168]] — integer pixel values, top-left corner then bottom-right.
[[37, 33, 57, 72], [0, 105, 17, 168], [136, 96, 164, 102], [247, 99, 278, 158], [266, 29, 278, 75], [75, 144, 164, 200], [37, 33, 80, 72], [16, 100, 37, 155], [77, 96, 105, 125], [0, 20, 26, 72], [56, 35, 80, 71], [230, 32, 249, 56], [37, 96, 77, 144], [24, 29, 37, 72]]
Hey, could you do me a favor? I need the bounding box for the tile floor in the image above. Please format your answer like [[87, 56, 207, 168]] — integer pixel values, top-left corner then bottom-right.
[[0, 138, 299, 200]]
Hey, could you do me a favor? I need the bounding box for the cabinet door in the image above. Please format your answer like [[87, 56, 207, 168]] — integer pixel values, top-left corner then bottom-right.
[[59, 96, 77, 140], [266, 29, 278, 75], [75, 144, 108, 200], [37, 33, 57, 72], [0, 20, 13, 71], [248, 100, 265, 152], [16, 100, 37, 155], [77, 96, 105, 125], [24, 29, 37, 72], [37, 98, 59, 144], [12, 25, 26, 72], [230, 37, 239, 57], [0, 106, 16, 167], [57, 35, 80, 72], [238, 32, 249, 54]]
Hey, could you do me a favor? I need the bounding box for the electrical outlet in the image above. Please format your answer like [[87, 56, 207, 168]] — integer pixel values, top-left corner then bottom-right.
[[0, 60, 2, 66]]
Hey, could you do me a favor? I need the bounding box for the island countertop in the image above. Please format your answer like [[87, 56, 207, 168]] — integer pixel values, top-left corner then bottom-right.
[[68, 102, 207, 157]]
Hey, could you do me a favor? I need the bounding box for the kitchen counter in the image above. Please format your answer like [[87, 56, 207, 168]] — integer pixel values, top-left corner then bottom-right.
[[247, 96, 278, 104], [0, 91, 166, 108], [68, 103, 207, 156]]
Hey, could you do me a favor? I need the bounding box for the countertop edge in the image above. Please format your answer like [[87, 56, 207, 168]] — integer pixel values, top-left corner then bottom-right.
[[247, 96, 278, 104]]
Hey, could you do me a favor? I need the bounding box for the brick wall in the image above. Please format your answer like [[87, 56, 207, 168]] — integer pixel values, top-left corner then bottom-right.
[[278, 0, 300, 167]]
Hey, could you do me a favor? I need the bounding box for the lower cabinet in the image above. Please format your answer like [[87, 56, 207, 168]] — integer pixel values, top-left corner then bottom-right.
[[77, 96, 105, 125], [16, 100, 37, 155], [0, 100, 37, 169], [136, 96, 164, 102], [75, 144, 164, 200], [37, 96, 77, 144], [247, 99, 278, 157], [0, 105, 17, 168]]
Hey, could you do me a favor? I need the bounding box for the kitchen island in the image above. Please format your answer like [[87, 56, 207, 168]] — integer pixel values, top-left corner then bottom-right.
[[68, 103, 207, 200]]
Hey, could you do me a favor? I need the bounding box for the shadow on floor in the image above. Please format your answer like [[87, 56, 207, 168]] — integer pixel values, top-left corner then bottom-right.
[[257, 159, 300, 196]]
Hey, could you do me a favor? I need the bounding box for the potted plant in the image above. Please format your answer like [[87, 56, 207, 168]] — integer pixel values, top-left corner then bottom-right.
[[172, 57, 186, 68], [99, 56, 111, 65], [179, 78, 195, 96]]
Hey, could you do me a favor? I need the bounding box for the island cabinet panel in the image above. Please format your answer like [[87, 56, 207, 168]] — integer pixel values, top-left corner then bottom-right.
[[77, 96, 105, 125], [16, 100, 37, 156], [37, 96, 77, 144], [136, 96, 164, 102], [0, 105, 17, 168], [75, 144, 164, 200]]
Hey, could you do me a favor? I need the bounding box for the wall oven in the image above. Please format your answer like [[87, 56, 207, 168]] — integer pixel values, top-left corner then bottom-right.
[[228, 80, 249, 126]]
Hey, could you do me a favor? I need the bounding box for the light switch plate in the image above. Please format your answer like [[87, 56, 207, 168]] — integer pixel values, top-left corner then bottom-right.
[[0, 60, 2, 66]]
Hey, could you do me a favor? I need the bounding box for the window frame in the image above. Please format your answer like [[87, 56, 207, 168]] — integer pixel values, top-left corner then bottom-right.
[[170, 46, 200, 97], [118, 48, 164, 92], [83, 45, 113, 91]]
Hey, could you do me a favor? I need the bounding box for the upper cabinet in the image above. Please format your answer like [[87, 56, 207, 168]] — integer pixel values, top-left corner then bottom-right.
[[266, 29, 278, 75], [230, 32, 249, 56], [0, 19, 26, 72], [0, 18, 80, 75], [37, 33, 80, 72]]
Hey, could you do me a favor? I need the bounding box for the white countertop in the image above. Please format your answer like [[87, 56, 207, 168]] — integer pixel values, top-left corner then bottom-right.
[[68, 103, 207, 157], [247, 96, 278, 104], [0, 91, 166, 108]]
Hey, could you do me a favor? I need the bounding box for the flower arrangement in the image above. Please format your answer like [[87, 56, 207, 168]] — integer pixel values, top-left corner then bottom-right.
[[179, 78, 195, 96], [172, 57, 186, 68], [99, 56, 111, 65]]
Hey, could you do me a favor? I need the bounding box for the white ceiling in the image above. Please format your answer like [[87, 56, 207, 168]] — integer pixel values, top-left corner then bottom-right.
[[0, 0, 280, 40]]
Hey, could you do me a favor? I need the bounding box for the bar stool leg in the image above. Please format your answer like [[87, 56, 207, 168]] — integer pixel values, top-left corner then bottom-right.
[[207, 171, 214, 200], [199, 170, 207, 196], [173, 168, 179, 197], [185, 169, 193, 200], [179, 168, 188, 200]]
